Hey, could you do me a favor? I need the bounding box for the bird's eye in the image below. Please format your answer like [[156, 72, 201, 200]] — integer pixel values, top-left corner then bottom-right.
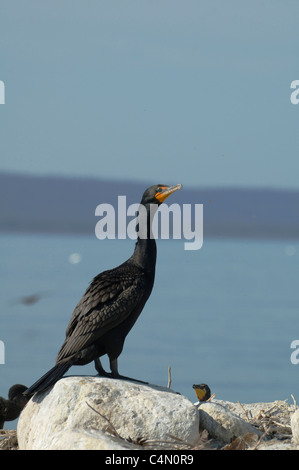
[[156, 187, 162, 192]]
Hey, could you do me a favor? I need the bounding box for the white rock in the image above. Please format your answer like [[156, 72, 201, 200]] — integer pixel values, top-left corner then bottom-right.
[[291, 409, 299, 444], [197, 401, 262, 443], [18, 376, 200, 450]]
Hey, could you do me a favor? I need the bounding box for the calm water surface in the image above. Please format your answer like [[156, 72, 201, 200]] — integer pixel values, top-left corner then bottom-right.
[[1, 233, 299, 428]]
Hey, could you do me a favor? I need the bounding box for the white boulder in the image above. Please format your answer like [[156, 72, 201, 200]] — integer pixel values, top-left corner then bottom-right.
[[197, 401, 261, 443], [18, 376, 200, 450]]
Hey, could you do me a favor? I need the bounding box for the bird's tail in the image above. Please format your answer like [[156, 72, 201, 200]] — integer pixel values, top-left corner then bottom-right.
[[23, 362, 70, 396]]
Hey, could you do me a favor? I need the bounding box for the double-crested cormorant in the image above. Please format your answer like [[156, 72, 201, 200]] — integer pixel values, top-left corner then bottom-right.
[[24, 184, 182, 396], [192, 383, 211, 402], [0, 385, 29, 428]]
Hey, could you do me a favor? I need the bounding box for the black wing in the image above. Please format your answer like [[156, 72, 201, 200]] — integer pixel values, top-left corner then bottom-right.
[[56, 263, 147, 362]]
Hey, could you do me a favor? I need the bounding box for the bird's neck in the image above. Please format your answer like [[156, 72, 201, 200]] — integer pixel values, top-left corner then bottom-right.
[[130, 203, 157, 272], [132, 236, 157, 272]]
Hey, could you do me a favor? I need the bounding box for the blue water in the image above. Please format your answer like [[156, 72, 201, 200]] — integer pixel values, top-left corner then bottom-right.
[[1, 233, 299, 428]]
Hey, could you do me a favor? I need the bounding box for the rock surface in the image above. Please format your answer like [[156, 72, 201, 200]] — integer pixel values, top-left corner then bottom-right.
[[291, 408, 299, 445], [18, 376, 201, 450], [198, 399, 297, 450], [17, 376, 299, 450], [197, 401, 262, 443]]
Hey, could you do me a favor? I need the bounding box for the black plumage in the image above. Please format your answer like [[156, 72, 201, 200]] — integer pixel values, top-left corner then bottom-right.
[[24, 183, 182, 396], [0, 385, 29, 428], [192, 383, 211, 402]]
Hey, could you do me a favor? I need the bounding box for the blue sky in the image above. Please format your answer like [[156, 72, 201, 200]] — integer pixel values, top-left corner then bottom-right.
[[1, 0, 299, 189]]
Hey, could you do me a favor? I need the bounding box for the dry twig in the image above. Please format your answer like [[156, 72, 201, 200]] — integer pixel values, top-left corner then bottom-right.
[[167, 366, 171, 389], [85, 401, 122, 439]]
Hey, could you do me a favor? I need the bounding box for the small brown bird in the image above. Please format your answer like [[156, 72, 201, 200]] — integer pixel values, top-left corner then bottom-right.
[[0, 385, 29, 428], [192, 383, 211, 402]]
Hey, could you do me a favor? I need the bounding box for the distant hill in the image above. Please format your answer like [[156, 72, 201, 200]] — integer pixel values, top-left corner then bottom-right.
[[0, 172, 298, 239]]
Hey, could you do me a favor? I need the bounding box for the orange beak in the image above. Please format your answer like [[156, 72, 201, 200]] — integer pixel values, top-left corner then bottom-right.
[[155, 184, 182, 203]]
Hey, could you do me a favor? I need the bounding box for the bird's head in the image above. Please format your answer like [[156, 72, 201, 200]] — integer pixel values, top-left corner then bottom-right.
[[141, 184, 182, 206], [192, 383, 211, 402], [8, 384, 29, 408]]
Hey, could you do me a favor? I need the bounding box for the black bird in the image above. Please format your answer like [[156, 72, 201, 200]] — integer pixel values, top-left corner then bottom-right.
[[0, 385, 29, 428], [24, 184, 182, 396], [192, 383, 211, 402]]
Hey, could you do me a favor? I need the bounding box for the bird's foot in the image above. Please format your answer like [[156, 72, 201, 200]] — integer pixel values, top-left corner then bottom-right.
[[94, 358, 112, 378], [94, 358, 148, 384], [111, 373, 148, 384], [96, 371, 113, 378]]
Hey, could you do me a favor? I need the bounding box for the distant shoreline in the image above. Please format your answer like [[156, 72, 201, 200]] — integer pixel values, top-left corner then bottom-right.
[[1, 228, 298, 242], [1, 171, 298, 240]]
